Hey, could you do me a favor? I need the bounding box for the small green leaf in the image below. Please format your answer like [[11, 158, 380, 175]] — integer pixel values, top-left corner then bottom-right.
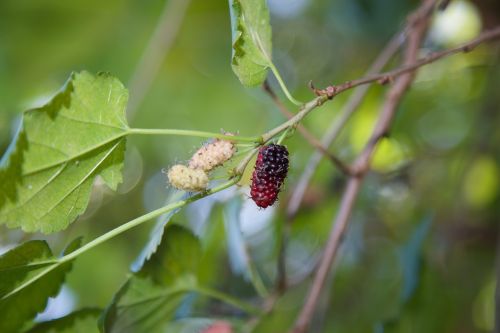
[[131, 191, 190, 272], [250, 283, 307, 333], [101, 275, 196, 333], [140, 224, 202, 285], [24, 308, 101, 333], [100, 225, 202, 333], [0, 71, 129, 233], [223, 197, 268, 297], [399, 216, 432, 302], [0, 239, 81, 333], [229, 0, 272, 86]]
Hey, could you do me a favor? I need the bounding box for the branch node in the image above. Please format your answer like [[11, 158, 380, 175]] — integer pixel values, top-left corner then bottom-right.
[[349, 161, 367, 178], [463, 45, 473, 53], [308, 81, 337, 99], [325, 86, 335, 99], [308, 80, 320, 96], [378, 76, 393, 85]]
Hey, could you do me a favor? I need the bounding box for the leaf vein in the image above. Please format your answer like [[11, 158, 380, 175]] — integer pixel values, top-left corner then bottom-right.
[[30, 141, 69, 158], [0, 164, 67, 218], [34, 140, 123, 224], [23, 133, 127, 176], [58, 112, 126, 131]]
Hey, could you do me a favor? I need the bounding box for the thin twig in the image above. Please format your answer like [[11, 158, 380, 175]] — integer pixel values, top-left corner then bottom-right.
[[259, 96, 327, 143], [257, 25, 500, 158], [286, 24, 500, 219], [262, 80, 352, 175], [312, 26, 500, 100], [278, 25, 406, 294], [292, 178, 363, 333], [273, 24, 500, 301], [286, 28, 405, 221], [126, 0, 192, 120], [290, 1, 436, 332]]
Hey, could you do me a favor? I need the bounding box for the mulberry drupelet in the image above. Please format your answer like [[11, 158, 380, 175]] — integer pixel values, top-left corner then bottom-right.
[[250, 144, 289, 208]]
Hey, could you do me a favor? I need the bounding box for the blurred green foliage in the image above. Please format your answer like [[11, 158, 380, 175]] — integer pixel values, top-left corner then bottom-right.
[[1, 0, 499, 332]]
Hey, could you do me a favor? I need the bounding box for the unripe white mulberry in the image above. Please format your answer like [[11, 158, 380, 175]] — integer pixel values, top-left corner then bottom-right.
[[188, 138, 236, 172], [167, 164, 209, 192]]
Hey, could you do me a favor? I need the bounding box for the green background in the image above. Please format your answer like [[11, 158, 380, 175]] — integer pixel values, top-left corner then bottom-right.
[[1, 0, 499, 332]]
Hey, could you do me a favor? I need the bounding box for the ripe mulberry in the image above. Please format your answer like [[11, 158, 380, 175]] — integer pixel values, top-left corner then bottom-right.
[[250, 144, 289, 208]]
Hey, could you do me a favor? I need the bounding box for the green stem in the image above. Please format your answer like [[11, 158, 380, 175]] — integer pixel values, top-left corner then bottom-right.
[[252, 28, 301, 107], [2, 178, 241, 301], [61, 178, 240, 263], [233, 146, 257, 158], [248, 262, 270, 298], [276, 127, 291, 145], [17, 260, 59, 268], [269, 63, 303, 106], [236, 143, 259, 147], [103, 283, 262, 316], [128, 128, 260, 143], [235, 148, 259, 175], [260, 96, 327, 143], [193, 285, 263, 316]]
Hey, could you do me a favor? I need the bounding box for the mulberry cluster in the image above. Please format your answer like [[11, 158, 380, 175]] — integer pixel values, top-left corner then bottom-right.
[[250, 144, 289, 208]]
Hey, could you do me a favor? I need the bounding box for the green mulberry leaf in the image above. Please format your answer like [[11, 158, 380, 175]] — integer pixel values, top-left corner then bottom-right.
[[0, 71, 129, 233], [0, 238, 81, 333], [100, 225, 202, 333], [229, 0, 273, 86], [24, 308, 101, 333]]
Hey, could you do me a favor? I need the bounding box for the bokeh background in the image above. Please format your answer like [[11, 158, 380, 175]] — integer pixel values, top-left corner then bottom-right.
[[1, 0, 500, 332]]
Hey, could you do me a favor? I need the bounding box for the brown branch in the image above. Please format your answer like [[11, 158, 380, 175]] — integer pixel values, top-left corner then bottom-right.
[[259, 25, 500, 156], [286, 18, 500, 224], [312, 25, 500, 101], [292, 178, 363, 333], [286, 29, 405, 221], [276, 16, 500, 307], [290, 1, 436, 332], [279, 26, 405, 296], [262, 80, 353, 176]]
